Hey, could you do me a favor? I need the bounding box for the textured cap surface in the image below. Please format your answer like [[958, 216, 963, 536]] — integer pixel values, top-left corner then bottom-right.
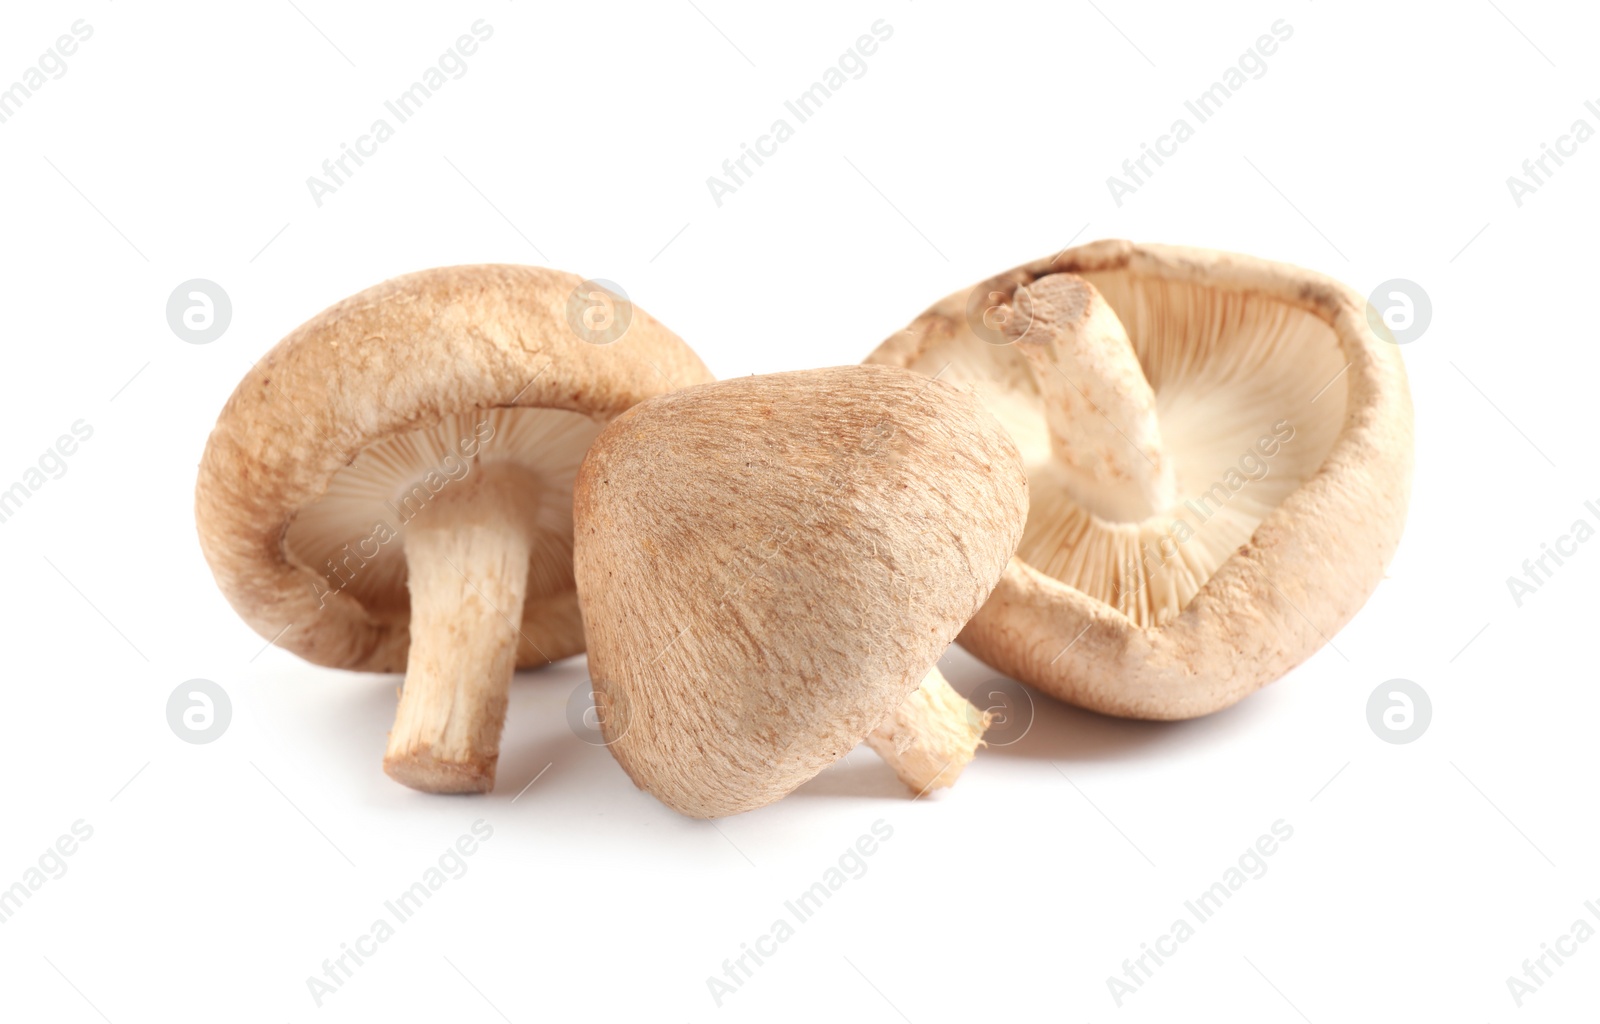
[[573, 365, 1028, 817]]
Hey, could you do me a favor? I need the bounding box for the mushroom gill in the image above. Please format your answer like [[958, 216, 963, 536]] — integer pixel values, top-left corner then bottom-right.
[[282, 406, 603, 618], [916, 270, 1347, 628]]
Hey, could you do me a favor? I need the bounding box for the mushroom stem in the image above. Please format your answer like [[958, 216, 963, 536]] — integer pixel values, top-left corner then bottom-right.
[[1006, 273, 1176, 522], [384, 464, 541, 794], [865, 667, 990, 795]]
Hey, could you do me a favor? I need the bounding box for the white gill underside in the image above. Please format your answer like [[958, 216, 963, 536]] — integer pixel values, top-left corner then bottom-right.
[[939, 272, 1348, 627], [282, 406, 604, 613]]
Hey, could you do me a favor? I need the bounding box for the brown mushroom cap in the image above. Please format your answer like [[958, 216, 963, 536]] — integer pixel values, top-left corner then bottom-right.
[[572, 365, 1029, 818], [865, 240, 1413, 720], [196, 265, 712, 790]]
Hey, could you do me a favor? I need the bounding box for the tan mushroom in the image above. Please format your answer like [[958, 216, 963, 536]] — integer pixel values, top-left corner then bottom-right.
[[195, 265, 712, 793], [865, 240, 1413, 719], [572, 365, 1029, 818]]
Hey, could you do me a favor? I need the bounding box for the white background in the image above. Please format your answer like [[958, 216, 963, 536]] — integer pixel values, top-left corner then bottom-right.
[[1, 1, 1595, 1020]]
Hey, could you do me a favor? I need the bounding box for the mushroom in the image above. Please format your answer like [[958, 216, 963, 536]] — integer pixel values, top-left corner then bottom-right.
[[865, 240, 1413, 719], [571, 364, 1029, 817], [195, 265, 713, 792]]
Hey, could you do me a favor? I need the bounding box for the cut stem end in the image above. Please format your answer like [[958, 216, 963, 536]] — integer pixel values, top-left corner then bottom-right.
[[866, 667, 990, 796]]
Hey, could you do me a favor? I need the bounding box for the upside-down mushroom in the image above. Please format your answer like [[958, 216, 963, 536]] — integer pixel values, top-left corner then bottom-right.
[[195, 265, 712, 793], [572, 365, 1029, 817], [865, 240, 1413, 719]]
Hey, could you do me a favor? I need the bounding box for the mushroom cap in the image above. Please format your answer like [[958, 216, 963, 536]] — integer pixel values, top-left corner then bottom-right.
[[572, 365, 1029, 818], [196, 265, 712, 673], [865, 240, 1413, 719]]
